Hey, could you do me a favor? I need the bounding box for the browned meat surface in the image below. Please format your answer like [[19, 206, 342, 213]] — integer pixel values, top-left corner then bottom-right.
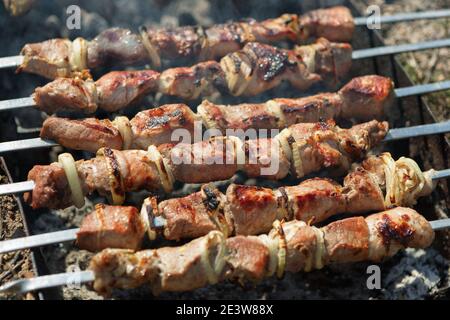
[[77, 204, 145, 251], [285, 120, 388, 177], [89, 208, 434, 295], [224, 184, 278, 236], [96, 70, 160, 112], [131, 104, 198, 149], [24, 149, 163, 209], [86, 28, 148, 69], [155, 184, 228, 240], [159, 137, 240, 184], [293, 37, 352, 88], [300, 6, 354, 43], [339, 75, 395, 121], [19, 39, 73, 79], [23, 163, 72, 209], [221, 41, 320, 96], [158, 61, 226, 100], [33, 78, 98, 114], [41, 117, 123, 153], [145, 26, 204, 62]]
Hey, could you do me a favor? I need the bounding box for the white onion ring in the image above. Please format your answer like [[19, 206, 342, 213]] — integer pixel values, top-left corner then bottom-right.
[[113, 116, 133, 150], [58, 153, 85, 208]]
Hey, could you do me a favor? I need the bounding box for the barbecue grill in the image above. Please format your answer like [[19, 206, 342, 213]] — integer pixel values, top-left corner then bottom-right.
[[0, 0, 449, 300]]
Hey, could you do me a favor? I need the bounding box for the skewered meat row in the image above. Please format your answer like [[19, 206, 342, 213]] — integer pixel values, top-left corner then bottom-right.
[[33, 39, 352, 114], [24, 120, 388, 209], [76, 153, 435, 252], [89, 207, 434, 296], [40, 75, 394, 153], [18, 6, 354, 79]]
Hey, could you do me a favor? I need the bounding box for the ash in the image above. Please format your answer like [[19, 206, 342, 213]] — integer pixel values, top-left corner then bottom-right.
[[0, 0, 449, 299]]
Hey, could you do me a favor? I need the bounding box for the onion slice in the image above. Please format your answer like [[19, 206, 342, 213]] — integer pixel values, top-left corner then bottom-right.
[[58, 153, 85, 208], [313, 227, 325, 270], [147, 145, 173, 193], [69, 37, 87, 72], [272, 220, 287, 278], [197, 101, 218, 130], [139, 26, 161, 69], [200, 231, 226, 285], [113, 116, 133, 150], [266, 100, 286, 128], [97, 148, 125, 205]]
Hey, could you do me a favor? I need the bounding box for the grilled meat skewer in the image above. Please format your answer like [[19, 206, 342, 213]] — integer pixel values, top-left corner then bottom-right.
[[72, 153, 435, 252], [40, 75, 394, 153], [18, 6, 353, 79], [24, 120, 388, 209], [89, 207, 434, 295], [31, 39, 352, 114]]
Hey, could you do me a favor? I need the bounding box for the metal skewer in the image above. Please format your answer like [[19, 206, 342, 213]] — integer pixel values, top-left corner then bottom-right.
[[0, 216, 167, 254], [353, 9, 450, 26], [0, 81, 449, 154], [383, 121, 450, 141], [0, 9, 449, 70], [0, 168, 448, 255], [351, 38, 450, 60], [0, 122, 448, 197], [1, 216, 449, 295], [1, 38, 450, 113]]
